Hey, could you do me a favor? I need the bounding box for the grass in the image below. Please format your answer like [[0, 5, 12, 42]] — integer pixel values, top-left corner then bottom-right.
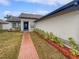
[[30, 32, 67, 59], [0, 31, 22, 59]]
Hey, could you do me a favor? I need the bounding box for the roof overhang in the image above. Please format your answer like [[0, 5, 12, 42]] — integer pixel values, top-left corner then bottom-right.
[[19, 17, 39, 19], [19, 13, 43, 20], [35, 0, 79, 22]]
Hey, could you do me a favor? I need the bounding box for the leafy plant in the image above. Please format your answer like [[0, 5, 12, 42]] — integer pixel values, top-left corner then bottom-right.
[[70, 47, 76, 55], [46, 32, 50, 39], [33, 28, 64, 47], [53, 36, 64, 47], [58, 39, 64, 47], [68, 37, 77, 49], [70, 48, 79, 56], [53, 36, 59, 43], [76, 50, 79, 56], [68, 37, 78, 56], [50, 32, 54, 39]]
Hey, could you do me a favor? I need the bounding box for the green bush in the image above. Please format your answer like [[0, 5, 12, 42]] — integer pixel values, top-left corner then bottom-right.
[[68, 37, 79, 56], [70, 48, 76, 55], [58, 39, 64, 47], [53, 36, 64, 47], [68, 37, 77, 49], [76, 50, 79, 56], [49, 32, 54, 39]]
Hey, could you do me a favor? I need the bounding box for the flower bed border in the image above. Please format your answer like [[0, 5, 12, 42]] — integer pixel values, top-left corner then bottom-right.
[[34, 32, 79, 59]]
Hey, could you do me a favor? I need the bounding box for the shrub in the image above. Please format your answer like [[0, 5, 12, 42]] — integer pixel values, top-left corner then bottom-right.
[[68, 37, 79, 56], [68, 37, 77, 49], [58, 39, 64, 47], [76, 50, 79, 56], [46, 32, 52, 39], [53, 36, 64, 47], [49, 32, 54, 39], [53, 36, 59, 43], [70, 47, 76, 55]]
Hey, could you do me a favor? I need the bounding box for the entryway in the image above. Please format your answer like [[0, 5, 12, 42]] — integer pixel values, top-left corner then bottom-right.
[[24, 22, 29, 31]]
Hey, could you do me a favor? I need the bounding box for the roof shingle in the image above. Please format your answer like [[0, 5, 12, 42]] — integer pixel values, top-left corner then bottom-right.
[[19, 13, 43, 19]]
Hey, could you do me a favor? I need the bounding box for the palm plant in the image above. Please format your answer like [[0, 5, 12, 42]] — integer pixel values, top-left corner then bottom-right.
[[4, 15, 12, 19]]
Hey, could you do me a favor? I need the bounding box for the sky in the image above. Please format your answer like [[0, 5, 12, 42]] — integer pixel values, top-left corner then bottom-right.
[[0, 0, 73, 20]]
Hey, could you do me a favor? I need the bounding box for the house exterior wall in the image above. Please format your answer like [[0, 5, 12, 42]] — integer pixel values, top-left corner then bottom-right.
[[21, 20, 24, 31], [21, 19, 35, 31], [2, 23, 12, 30], [0, 24, 2, 30], [36, 10, 79, 44]]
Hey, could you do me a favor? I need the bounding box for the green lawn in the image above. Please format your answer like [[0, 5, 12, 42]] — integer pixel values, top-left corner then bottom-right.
[[0, 31, 22, 59], [30, 32, 67, 59]]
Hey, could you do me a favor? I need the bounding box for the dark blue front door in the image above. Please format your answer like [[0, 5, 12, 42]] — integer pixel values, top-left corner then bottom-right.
[[24, 22, 29, 31]]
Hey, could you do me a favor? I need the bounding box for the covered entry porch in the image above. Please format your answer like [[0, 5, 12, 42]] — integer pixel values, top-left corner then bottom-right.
[[21, 20, 29, 31]]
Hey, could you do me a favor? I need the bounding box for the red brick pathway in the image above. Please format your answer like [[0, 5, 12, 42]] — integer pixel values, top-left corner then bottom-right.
[[18, 32, 39, 59]]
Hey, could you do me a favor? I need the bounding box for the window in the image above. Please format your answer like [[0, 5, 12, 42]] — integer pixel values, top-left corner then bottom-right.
[[12, 22, 16, 28]]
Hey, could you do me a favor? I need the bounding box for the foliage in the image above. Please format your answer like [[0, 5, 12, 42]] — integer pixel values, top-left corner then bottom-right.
[[76, 50, 79, 56], [70, 48, 79, 56], [53, 36, 59, 43], [46, 32, 52, 39], [58, 39, 64, 47], [68, 37, 77, 49], [70, 47, 76, 55], [34, 28, 79, 56], [49, 32, 54, 39], [68, 37, 79, 56], [33, 28, 64, 47], [53, 36, 64, 47]]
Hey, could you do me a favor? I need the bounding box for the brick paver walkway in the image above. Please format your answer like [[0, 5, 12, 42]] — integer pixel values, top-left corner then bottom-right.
[[18, 32, 39, 59]]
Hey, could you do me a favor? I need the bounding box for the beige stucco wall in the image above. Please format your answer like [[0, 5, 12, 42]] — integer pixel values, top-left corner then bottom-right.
[[36, 10, 79, 44], [2, 23, 12, 30]]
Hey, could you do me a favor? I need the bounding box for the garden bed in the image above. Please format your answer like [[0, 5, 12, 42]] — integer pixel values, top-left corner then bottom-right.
[[30, 32, 67, 59], [0, 31, 22, 59], [34, 31, 79, 59]]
